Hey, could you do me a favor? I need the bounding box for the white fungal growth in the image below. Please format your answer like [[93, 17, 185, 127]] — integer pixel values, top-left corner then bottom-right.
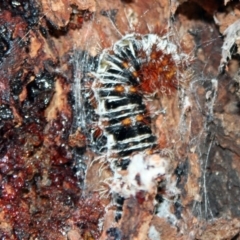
[[148, 225, 161, 240], [156, 199, 178, 225], [111, 153, 178, 199], [220, 19, 240, 69], [183, 96, 192, 112]]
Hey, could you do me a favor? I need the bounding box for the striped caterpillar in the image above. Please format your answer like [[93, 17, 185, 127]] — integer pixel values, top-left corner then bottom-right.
[[81, 33, 185, 223], [91, 33, 183, 167]]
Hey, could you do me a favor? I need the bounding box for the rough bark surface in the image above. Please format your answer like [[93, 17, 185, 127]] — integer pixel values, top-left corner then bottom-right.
[[1, 0, 240, 239]]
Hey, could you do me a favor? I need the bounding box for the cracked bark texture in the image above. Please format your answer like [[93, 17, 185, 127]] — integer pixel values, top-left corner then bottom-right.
[[1, 0, 240, 239]]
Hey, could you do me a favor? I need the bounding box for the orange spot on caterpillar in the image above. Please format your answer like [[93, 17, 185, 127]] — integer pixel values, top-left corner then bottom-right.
[[129, 86, 137, 93], [114, 85, 124, 93], [122, 61, 129, 68], [135, 114, 150, 125], [121, 118, 132, 126], [136, 114, 144, 122], [132, 71, 138, 77]]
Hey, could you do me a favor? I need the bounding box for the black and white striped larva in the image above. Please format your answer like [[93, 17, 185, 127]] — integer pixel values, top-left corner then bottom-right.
[[90, 33, 185, 168], [79, 33, 186, 223]]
